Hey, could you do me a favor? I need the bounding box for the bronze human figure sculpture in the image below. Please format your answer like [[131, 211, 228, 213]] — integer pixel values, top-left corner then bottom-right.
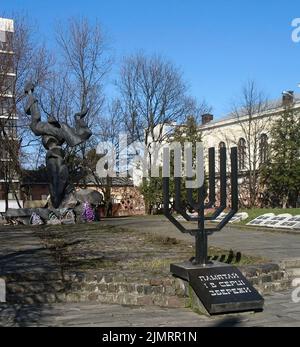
[[24, 82, 92, 208]]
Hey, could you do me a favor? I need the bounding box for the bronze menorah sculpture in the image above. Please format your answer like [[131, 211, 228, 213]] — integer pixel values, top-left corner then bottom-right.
[[162, 145, 264, 315]]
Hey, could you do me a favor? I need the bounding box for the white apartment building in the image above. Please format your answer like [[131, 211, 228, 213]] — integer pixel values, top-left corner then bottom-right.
[[0, 17, 22, 213]]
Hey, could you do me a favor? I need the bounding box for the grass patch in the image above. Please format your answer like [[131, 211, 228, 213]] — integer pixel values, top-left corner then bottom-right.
[[124, 258, 173, 273], [37, 223, 135, 236], [207, 247, 266, 265], [65, 258, 119, 270], [37, 223, 267, 276], [144, 234, 180, 246], [125, 247, 265, 274]]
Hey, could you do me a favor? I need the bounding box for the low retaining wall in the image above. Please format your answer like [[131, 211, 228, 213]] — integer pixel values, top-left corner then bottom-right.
[[5, 263, 290, 307], [62, 263, 291, 308]]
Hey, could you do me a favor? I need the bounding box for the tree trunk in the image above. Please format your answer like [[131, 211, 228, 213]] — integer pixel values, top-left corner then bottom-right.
[[4, 182, 9, 212], [14, 190, 22, 208]]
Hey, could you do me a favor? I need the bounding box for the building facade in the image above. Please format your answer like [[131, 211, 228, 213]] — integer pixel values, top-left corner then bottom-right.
[[0, 18, 21, 213], [20, 169, 145, 216], [133, 92, 300, 208], [199, 95, 300, 207]]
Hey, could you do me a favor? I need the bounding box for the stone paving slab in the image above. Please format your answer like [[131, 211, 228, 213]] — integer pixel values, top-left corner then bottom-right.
[[0, 227, 60, 275], [1, 291, 300, 327]]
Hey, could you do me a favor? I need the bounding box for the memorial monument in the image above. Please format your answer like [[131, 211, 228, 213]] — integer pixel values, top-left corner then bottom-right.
[[5, 82, 102, 224], [25, 81, 92, 209], [163, 146, 264, 315]]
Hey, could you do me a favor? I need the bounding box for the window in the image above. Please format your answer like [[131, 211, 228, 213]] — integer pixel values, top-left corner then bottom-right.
[[0, 75, 14, 95], [219, 142, 226, 150], [0, 30, 6, 43], [0, 31, 13, 51], [0, 118, 17, 138], [238, 138, 246, 170], [0, 53, 14, 74], [8, 193, 14, 200], [260, 134, 269, 164]]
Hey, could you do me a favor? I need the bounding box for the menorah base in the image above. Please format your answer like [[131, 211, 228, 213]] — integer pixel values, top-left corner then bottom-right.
[[171, 261, 264, 315]]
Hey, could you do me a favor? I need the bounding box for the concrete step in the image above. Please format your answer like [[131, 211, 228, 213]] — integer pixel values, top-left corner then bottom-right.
[[6, 280, 66, 295], [1, 271, 62, 282], [6, 293, 66, 304], [286, 268, 300, 277], [280, 258, 300, 279], [6, 283, 186, 307], [280, 258, 300, 269], [255, 279, 292, 295], [64, 291, 187, 308]]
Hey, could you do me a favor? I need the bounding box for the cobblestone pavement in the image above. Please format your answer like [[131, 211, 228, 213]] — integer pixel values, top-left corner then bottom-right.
[[0, 291, 300, 327], [102, 217, 300, 263]]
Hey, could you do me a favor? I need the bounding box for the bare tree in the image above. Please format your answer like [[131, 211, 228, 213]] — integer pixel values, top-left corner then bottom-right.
[[27, 17, 111, 188], [228, 80, 270, 207], [116, 53, 199, 212], [117, 53, 197, 145], [28, 17, 112, 191], [92, 100, 125, 211], [185, 99, 213, 126], [117, 52, 200, 171], [55, 17, 111, 148]]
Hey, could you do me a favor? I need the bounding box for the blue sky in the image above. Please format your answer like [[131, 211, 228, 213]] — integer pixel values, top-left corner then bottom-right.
[[2, 0, 300, 119]]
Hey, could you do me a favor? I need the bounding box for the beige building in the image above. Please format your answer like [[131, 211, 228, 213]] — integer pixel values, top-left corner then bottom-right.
[[199, 93, 300, 206], [201, 94, 298, 156], [134, 92, 300, 207]]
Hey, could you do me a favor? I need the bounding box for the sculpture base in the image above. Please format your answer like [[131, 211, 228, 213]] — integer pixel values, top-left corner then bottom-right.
[[5, 189, 103, 225], [171, 261, 264, 315]]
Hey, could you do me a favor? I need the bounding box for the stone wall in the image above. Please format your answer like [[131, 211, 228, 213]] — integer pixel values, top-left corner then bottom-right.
[[110, 186, 145, 216], [60, 263, 291, 308], [5, 263, 291, 307]]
